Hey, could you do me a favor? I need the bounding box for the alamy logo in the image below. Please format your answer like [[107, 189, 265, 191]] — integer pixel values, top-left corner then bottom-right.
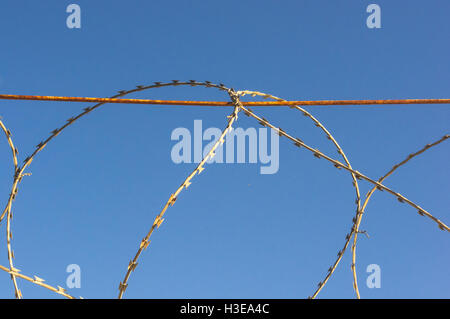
[[366, 4, 381, 29], [66, 264, 81, 289], [366, 264, 381, 289], [170, 120, 279, 174], [66, 4, 81, 29]]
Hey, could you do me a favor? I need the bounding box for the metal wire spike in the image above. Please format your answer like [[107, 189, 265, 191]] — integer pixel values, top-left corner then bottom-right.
[[258, 119, 267, 127], [119, 282, 128, 291], [197, 166, 205, 174], [34, 275, 45, 283], [140, 238, 150, 250]]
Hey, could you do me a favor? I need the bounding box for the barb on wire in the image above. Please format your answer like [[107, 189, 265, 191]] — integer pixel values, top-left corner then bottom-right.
[[0, 264, 76, 299]]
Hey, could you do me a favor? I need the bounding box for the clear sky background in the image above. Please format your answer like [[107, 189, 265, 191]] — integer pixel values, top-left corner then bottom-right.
[[0, 1, 448, 299]]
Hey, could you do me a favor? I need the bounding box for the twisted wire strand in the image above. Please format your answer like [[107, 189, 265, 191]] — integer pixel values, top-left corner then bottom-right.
[[350, 134, 449, 298], [117, 88, 241, 298], [0, 118, 21, 298], [236, 90, 363, 298]]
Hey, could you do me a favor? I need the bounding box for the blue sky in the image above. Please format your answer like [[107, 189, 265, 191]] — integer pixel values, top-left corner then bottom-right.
[[0, 0, 448, 298]]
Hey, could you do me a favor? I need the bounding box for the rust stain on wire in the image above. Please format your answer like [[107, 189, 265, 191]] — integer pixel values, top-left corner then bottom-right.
[[0, 94, 449, 107]]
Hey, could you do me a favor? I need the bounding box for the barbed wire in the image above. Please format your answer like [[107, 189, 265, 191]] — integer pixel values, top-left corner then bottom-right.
[[0, 80, 236, 299], [234, 94, 449, 298], [237, 90, 362, 298], [236, 104, 448, 231], [0, 264, 76, 299], [0, 118, 21, 298], [350, 134, 449, 298], [0, 81, 448, 299], [117, 88, 242, 299]]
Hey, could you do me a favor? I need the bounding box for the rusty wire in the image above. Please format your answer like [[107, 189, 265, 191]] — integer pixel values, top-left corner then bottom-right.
[[0, 80, 448, 299], [1, 94, 450, 107]]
